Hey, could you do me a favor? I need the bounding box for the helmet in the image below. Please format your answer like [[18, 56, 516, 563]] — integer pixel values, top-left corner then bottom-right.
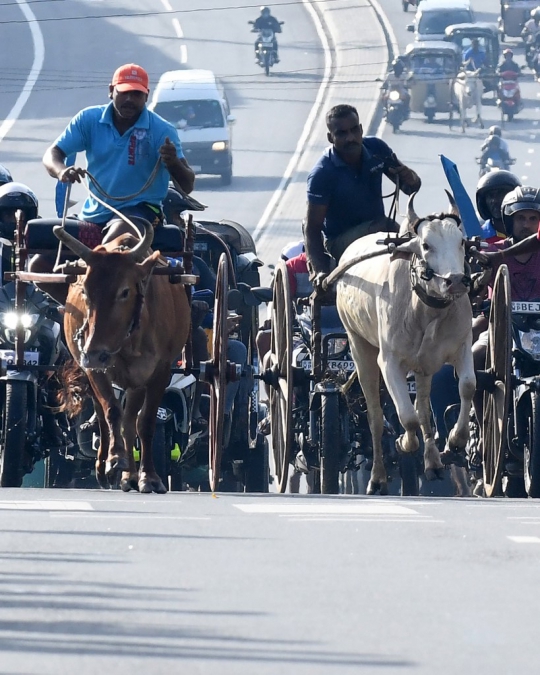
[[476, 171, 521, 221], [531, 6, 540, 18], [392, 57, 405, 76], [163, 187, 192, 224], [503, 48, 514, 56], [0, 182, 38, 222], [260, 5, 271, 16], [501, 185, 540, 234], [280, 239, 304, 261], [489, 125, 502, 137], [0, 164, 13, 187]]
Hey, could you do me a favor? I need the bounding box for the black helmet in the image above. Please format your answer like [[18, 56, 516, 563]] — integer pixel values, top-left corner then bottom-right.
[[502, 185, 540, 234], [392, 57, 405, 76], [260, 5, 271, 16], [476, 171, 521, 221], [0, 182, 38, 221], [0, 164, 13, 187], [163, 188, 192, 224]]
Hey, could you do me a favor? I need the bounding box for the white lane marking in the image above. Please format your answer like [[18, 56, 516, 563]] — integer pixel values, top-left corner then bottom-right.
[[288, 518, 445, 523], [252, 0, 332, 242], [0, 501, 93, 511], [526, 162, 532, 166], [528, 148, 535, 153], [0, 0, 45, 144], [50, 514, 209, 520], [370, 0, 400, 138], [508, 536, 540, 543], [522, 176, 529, 181], [180, 44, 188, 63], [172, 17, 184, 38], [234, 503, 418, 515], [160, 0, 173, 10]]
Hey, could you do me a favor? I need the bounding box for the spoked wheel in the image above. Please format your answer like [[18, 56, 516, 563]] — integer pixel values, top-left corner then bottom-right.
[[269, 261, 293, 493], [205, 253, 228, 492], [482, 265, 512, 497]]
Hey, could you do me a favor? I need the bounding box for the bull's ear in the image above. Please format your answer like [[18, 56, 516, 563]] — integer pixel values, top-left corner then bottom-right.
[[138, 250, 161, 277], [391, 237, 420, 262]]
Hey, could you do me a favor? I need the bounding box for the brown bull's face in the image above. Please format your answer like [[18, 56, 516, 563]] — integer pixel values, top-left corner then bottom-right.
[[76, 251, 159, 370]]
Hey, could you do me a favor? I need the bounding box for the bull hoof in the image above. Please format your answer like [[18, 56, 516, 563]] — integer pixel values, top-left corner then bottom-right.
[[120, 475, 139, 492], [424, 467, 445, 481], [105, 455, 129, 476], [96, 472, 110, 490], [440, 447, 468, 468], [367, 480, 387, 495]]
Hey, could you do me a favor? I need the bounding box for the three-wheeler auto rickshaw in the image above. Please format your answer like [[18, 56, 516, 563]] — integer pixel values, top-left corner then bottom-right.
[[444, 23, 500, 93], [404, 41, 461, 123], [499, 0, 538, 39]]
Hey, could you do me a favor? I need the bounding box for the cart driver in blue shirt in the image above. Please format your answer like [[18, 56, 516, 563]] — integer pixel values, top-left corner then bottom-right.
[[462, 38, 487, 71], [304, 103, 421, 278]]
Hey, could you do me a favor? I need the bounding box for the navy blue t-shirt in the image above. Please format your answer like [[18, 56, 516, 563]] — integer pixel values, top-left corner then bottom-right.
[[307, 137, 394, 238]]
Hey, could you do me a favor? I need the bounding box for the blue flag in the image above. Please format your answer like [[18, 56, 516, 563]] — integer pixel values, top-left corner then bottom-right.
[[439, 154, 482, 237], [55, 153, 76, 218]]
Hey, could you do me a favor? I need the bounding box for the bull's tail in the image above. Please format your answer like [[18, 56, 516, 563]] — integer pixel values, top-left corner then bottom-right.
[[57, 360, 90, 418]]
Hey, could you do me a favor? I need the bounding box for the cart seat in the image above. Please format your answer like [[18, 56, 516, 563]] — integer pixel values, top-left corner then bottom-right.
[[25, 218, 183, 253]]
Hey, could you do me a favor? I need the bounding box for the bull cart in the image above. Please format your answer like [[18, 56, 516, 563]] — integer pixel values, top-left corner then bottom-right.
[[261, 242, 423, 496], [479, 265, 540, 498], [1, 212, 266, 493]]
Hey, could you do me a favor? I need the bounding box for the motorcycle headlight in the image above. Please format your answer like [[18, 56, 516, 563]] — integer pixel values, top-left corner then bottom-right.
[[212, 141, 227, 151], [389, 90, 401, 101], [519, 330, 540, 360], [0, 312, 39, 329], [327, 337, 348, 357]]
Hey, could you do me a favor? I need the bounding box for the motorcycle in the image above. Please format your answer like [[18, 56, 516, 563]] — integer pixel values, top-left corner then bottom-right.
[[497, 71, 523, 123], [249, 20, 284, 76], [384, 87, 409, 133], [0, 277, 65, 487], [476, 155, 516, 177]]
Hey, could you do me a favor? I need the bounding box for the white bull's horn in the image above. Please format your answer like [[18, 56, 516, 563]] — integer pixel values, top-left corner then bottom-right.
[[53, 226, 93, 264], [444, 189, 461, 218], [407, 192, 419, 224], [127, 218, 154, 260]]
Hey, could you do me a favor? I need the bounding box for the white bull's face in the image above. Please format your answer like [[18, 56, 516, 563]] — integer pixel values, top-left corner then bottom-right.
[[417, 218, 468, 299]]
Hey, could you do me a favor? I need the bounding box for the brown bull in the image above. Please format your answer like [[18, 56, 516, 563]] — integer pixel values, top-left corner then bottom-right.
[[55, 220, 190, 493]]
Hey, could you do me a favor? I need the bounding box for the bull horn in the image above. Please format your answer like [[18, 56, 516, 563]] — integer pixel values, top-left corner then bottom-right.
[[127, 218, 154, 260], [445, 189, 461, 218], [53, 226, 93, 264], [407, 192, 419, 224]]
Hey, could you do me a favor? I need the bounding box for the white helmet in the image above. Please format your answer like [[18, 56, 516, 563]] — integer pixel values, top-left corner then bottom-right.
[[280, 239, 304, 261]]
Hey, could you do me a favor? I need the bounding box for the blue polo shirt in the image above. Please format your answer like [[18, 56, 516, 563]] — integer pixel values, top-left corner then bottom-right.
[[54, 103, 184, 223], [307, 137, 394, 238]]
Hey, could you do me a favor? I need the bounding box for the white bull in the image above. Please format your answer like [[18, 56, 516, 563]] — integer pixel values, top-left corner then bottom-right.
[[336, 195, 475, 495], [453, 68, 484, 133]]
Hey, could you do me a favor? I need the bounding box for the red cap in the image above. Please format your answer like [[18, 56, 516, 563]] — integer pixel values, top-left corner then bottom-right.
[[111, 64, 149, 93]]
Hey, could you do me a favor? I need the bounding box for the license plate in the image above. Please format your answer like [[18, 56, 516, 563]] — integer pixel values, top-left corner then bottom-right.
[[327, 359, 355, 371], [194, 242, 208, 251], [301, 359, 312, 371], [0, 349, 40, 368], [512, 301, 540, 314], [408, 380, 416, 394]]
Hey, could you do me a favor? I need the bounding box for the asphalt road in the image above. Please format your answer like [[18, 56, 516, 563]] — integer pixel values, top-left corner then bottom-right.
[[1, 490, 540, 674]]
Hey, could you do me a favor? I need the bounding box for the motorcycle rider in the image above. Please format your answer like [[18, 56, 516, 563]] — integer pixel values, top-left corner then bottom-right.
[[498, 48, 521, 75], [252, 6, 282, 64], [0, 182, 38, 240], [0, 164, 13, 187], [304, 103, 421, 273], [478, 134, 513, 174], [382, 57, 411, 118], [522, 7, 540, 39], [462, 38, 486, 70], [481, 125, 510, 155], [476, 170, 522, 242]]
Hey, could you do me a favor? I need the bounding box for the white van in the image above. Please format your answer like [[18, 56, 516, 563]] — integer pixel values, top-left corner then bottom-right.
[[407, 0, 476, 41], [150, 69, 235, 185]]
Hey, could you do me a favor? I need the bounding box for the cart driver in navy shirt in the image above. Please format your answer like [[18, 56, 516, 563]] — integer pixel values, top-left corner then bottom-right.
[[304, 104, 421, 277]]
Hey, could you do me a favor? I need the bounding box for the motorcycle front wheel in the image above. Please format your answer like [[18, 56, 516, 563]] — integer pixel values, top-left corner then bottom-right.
[[524, 391, 540, 497], [0, 382, 27, 487]]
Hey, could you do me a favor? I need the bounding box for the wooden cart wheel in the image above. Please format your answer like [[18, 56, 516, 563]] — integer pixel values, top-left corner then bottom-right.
[[207, 253, 228, 492], [269, 261, 293, 493], [482, 265, 512, 498]]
